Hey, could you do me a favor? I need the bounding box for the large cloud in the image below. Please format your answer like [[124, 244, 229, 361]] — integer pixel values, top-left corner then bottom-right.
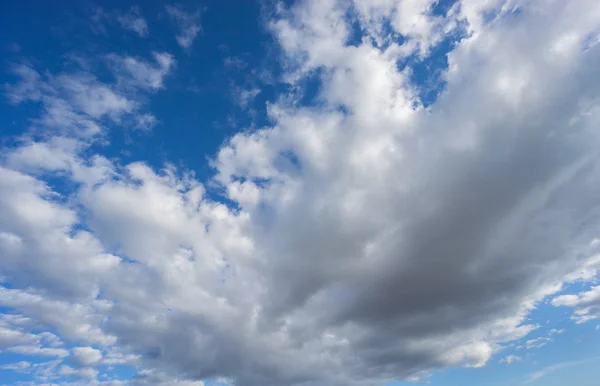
[[2, 0, 600, 385]]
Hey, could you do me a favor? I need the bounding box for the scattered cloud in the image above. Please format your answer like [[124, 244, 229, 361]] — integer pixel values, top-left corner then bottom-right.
[[58, 364, 99, 379], [117, 7, 149, 37], [71, 346, 103, 367], [0, 361, 31, 372], [166, 4, 202, 49], [517, 337, 553, 350], [233, 86, 261, 109], [553, 285, 600, 324], [500, 355, 522, 365], [548, 328, 566, 335], [5, 51, 174, 142], [8, 344, 69, 358], [224, 56, 249, 70], [135, 113, 159, 132], [108, 52, 176, 91], [2, 1, 600, 385]]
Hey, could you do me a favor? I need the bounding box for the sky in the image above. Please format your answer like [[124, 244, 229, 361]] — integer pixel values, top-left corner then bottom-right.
[[0, 0, 600, 385]]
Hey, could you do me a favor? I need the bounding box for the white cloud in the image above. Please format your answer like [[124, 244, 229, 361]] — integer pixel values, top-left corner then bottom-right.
[[136, 113, 159, 131], [517, 337, 553, 350], [6, 51, 175, 140], [0, 325, 37, 348], [552, 285, 600, 324], [71, 346, 103, 367], [58, 73, 133, 119], [0, 287, 117, 346], [132, 369, 206, 386], [108, 52, 175, 91], [6, 65, 130, 138], [59, 364, 99, 379], [166, 4, 202, 49], [2, 1, 600, 385], [117, 7, 149, 37], [234, 87, 261, 109], [8, 344, 69, 358], [5, 64, 41, 104], [500, 355, 522, 365], [0, 361, 31, 372]]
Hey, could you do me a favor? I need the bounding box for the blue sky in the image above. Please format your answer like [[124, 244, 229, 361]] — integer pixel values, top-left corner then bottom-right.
[[1, 1, 600, 386]]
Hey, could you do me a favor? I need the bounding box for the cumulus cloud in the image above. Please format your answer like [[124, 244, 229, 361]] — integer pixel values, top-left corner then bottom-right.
[[59, 364, 99, 379], [2, 0, 600, 385], [71, 346, 103, 367], [166, 4, 202, 49]]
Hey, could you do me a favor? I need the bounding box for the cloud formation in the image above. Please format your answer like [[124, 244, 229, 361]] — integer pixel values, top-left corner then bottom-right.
[[117, 7, 149, 37], [2, 0, 600, 385], [166, 4, 202, 49], [500, 355, 522, 365]]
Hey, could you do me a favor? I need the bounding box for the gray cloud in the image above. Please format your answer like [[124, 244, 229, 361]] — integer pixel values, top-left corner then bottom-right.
[[2, 1, 600, 385]]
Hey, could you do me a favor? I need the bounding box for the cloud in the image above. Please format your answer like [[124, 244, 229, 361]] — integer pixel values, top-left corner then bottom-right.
[[131, 369, 206, 386], [0, 361, 31, 372], [0, 287, 117, 346], [500, 355, 522, 365], [166, 4, 202, 49], [0, 325, 38, 349], [71, 346, 103, 367], [4, 63, 41, 104], [136, 113, 159, 131], [524, 357, 600, 383], [517, 337, 553, 350], [6, 64, 132, 138], [2, 0, 600, 385], [108, 52, 175, 91], [59, 364, 99, 379], [90, 6, 149, 39], [232, 86, 261, 109], [7, 344, 69, 357], [5, 51, 175, 140], [223, 56, 249, 70], [117, 7, 149, 37], [552, 285, 600, 323]]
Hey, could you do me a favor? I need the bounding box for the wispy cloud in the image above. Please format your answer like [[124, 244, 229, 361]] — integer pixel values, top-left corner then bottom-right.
[[5, 51, 174, 140], [517, 337, 553, 350], [117, 6, 149, 37], [500, 355, 522, 365], [524, 357, 600, 383], [108, 52, 176, 91], [232, 86, 261, 109], [166, 4, 202, 49]]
